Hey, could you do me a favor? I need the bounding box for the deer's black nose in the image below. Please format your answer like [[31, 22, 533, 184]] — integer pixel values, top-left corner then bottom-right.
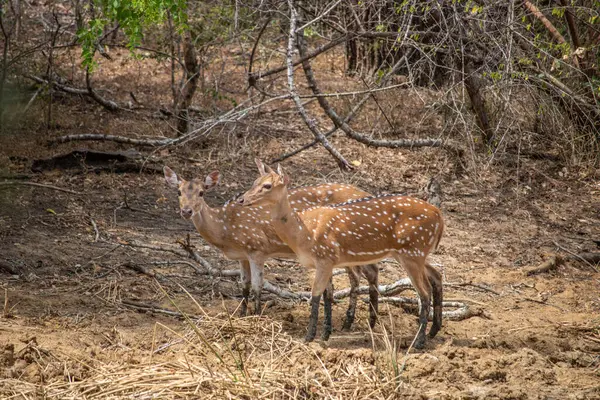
[[181, 207, 193, 219], [237, 197, 245, 204]]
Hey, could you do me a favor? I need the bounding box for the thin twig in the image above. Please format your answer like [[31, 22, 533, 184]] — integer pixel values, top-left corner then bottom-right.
[[296, 29, 442, 149], [0, 181, 81, 195], [518, 296, 565, 311], [121, 299, 198, 319], [147, 260, 204, 274], [286, 0, 352, 170], [3, 288, 8, 318], [90, 218, 100, 242], [249, 33, 349, 82], [22, 86, 42, 115], [553, 241, 599, 272], [445, 281, 500, 296]]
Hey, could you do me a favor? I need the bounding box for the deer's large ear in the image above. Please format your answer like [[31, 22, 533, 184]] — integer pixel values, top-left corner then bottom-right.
[[255, 158, 267, 176], [258, 158, 275, 174], [276, 164, 290, 185], [164, 166, 180, 188], [204, 170, 221, 190]]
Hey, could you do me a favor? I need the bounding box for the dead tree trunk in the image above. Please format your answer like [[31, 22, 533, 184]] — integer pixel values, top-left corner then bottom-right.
[[177, 32, 199, 135]]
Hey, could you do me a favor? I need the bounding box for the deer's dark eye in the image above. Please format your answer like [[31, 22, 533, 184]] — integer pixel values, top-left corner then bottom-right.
[[177, 190, 182, 196], [262, 183, 272, 190], [199, 190, 204, 197]]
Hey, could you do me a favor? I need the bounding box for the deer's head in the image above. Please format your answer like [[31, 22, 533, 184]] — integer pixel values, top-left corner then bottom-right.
[[238, 158, 289, 207], [163, 166, 220, 220]]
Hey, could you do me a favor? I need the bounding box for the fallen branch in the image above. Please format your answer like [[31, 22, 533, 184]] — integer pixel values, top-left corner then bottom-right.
[[25, 73, 120, 112], [120, 237, 238, 277], [26, 74, 88, 95], [330, 278, 413, 300], [48, 133, 173, 147], [47, 95, 277, 147], [296, 277, 499, 301], [121, 299, 197, 319], [31, 149, 164, 175], [177, 235, 240, 277], [0, 181, 81, 195], [114, 251, 489, 320], [263, 281, 304, 300], [122, 262, 159, 278], [379, 297, 486, 321], [85, 67, 119, 111]]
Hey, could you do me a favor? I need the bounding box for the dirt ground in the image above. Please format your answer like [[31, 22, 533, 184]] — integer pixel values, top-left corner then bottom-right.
[[1, 46, 600, 399]]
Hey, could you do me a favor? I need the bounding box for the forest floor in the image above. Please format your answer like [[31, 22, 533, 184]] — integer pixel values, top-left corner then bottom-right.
[[1, 46, 600, 399]]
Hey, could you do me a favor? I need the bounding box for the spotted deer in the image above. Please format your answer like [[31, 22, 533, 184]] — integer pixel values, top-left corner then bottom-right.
[[238, 162, 444, 348], [163, 160, 379, 332]]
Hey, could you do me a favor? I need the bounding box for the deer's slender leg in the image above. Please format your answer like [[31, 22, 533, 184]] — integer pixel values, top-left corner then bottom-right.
[[322, 278, 334, 341], [398, 256, 432, 349], [342, 267, 360, 331], [306, 266, 333, 342], [426, 262, 443, 338], [306, 294, 321, 342], [249, 257, 265, 315], [362, 264, 379, 328], [239, 260, 251, 317]]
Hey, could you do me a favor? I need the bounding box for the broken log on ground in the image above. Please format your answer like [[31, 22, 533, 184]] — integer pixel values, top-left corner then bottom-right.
[[31, 149, 162, 174]]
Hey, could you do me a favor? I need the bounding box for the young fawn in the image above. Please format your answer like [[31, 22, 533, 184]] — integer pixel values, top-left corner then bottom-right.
[[164, 161, 379, 332], [239, 162, 444, 348]]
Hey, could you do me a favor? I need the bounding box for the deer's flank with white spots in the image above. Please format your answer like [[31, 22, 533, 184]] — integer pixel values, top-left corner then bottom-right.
[[239, 161, 444, 348]]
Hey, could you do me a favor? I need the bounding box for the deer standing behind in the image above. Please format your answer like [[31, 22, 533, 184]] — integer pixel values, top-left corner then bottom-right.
[[163, 161, 379, 335], [239, 162, 444, 349]]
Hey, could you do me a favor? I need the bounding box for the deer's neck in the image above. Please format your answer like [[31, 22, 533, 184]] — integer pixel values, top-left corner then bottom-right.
[[191, 200, 224, 245], [271, 188, 306, 254]]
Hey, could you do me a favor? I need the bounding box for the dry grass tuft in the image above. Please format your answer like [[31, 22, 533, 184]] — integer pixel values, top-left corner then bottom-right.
[[3, 312, 424, 399]]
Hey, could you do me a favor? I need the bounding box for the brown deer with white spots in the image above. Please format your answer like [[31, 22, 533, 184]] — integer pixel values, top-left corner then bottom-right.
[[238, 162, 444, 348], [163, 160, 379, 335]]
